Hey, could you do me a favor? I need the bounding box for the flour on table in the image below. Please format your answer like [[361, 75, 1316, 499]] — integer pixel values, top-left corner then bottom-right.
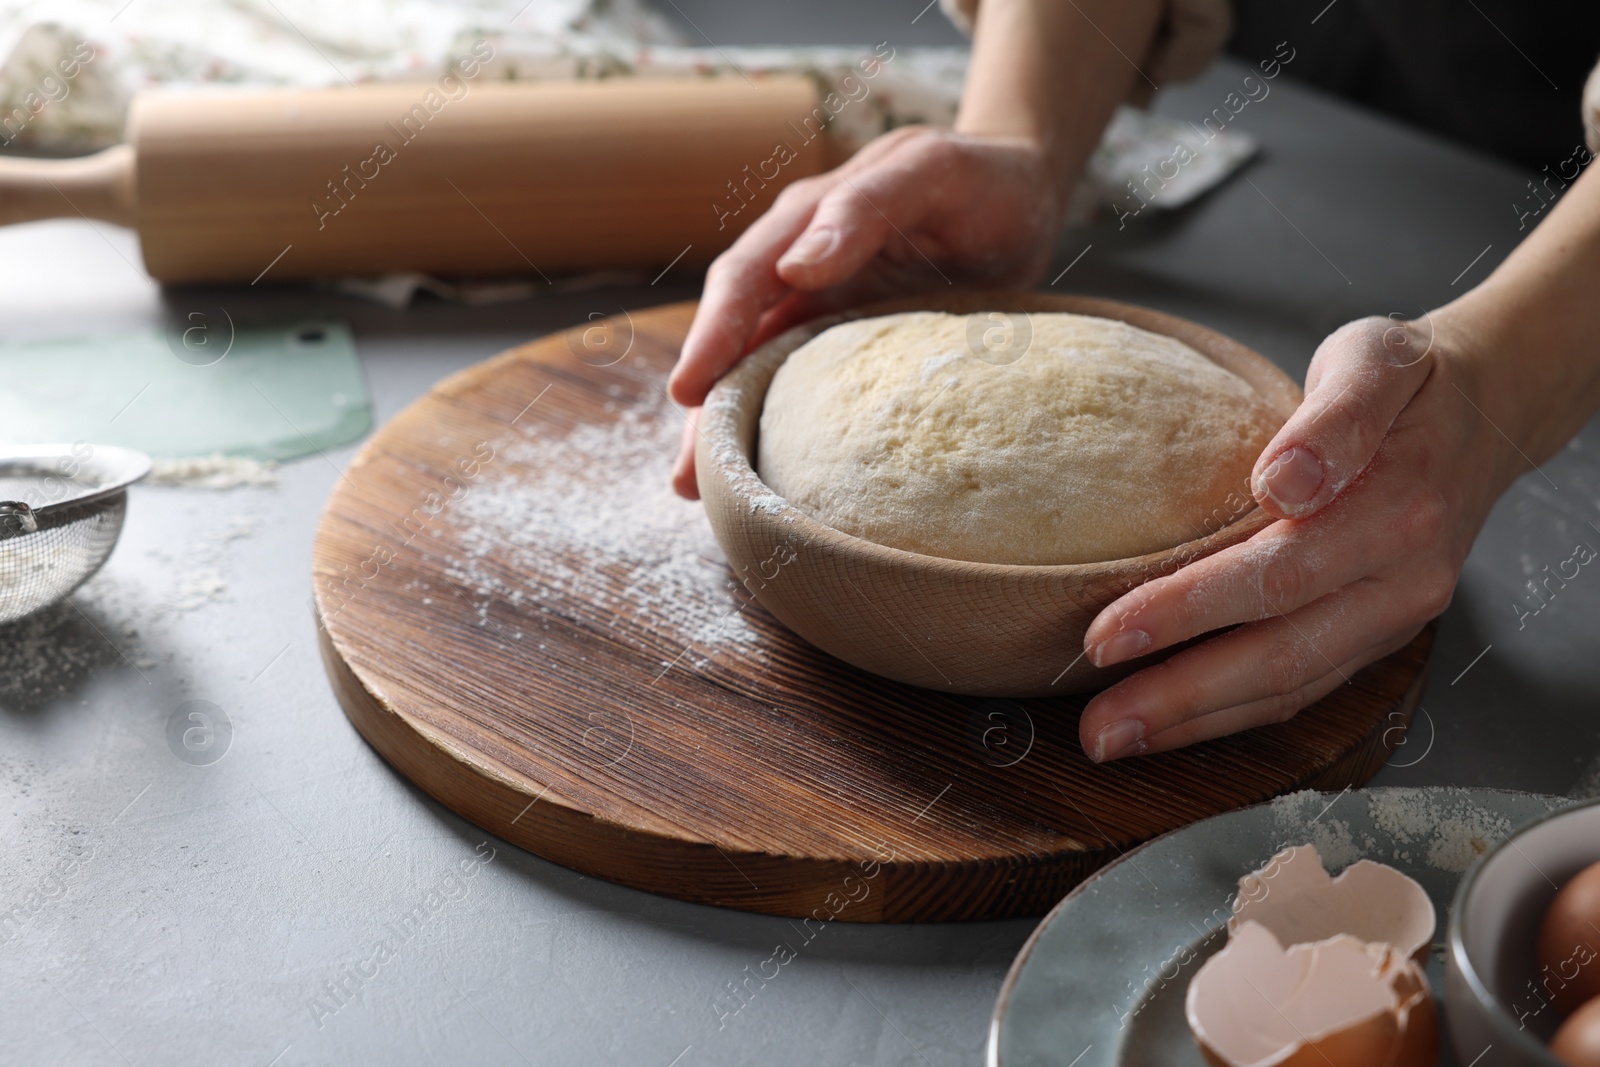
[[446, 400, 758, 658], [146, 454, 279, 489], [145, 513, 258, 614], [0, 601, 125, 703]]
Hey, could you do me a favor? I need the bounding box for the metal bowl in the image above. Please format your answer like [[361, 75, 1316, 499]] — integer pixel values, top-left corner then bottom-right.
[[0, 443, 151, 623], [1446, 796, 1600, 1066]]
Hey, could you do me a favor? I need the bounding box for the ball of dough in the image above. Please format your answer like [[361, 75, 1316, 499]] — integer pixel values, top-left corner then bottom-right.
[[757, 311, 1282, 566]]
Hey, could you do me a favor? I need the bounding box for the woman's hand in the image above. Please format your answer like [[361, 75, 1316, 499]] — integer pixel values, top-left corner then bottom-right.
[[1076, 313, 1521, 762], [667, 126, 1064, 498], [1075, 113, 1600, 764], [665, 0, 1166, 497]]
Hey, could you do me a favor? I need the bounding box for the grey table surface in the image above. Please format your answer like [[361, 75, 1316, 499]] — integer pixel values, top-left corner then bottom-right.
[[4, 5, 1599, 1065]]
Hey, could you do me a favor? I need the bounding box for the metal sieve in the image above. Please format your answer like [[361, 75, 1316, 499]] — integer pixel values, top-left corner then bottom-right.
[[0, 444, 151, 624]]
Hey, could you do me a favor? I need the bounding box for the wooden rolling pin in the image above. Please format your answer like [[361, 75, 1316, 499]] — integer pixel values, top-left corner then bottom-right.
[[0, 77, 835, 283]]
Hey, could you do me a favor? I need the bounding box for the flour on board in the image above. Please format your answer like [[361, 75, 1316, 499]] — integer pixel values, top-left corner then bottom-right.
[[445, 401, 760, 656]]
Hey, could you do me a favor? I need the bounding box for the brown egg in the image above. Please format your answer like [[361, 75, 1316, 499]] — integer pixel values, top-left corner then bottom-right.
[[1538, 860, 1600, 1017], [1551, 996, 1600, 1066]]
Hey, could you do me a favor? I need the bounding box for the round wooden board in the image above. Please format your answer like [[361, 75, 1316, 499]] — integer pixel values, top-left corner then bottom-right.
[[312, 301, 1435, 923]]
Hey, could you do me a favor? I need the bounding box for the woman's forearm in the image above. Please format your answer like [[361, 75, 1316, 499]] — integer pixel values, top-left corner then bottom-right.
[[1438, 162, 1600, 470], [954, 0, 1163, 197]]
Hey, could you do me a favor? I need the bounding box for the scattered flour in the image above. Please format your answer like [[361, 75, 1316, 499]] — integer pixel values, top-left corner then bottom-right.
[[146, 454, 279, 489], [1266, 790, 1364, 868], [1270, 787, 1521, 875], [445, 399, 762, 665], [169, 566, 231, 613], [0, 601, 125, 708], [1364, 789, 1515, 872], [698, 376, 797, 526], [143, 511, 260, 615], [1306, 816, 1362, 869], [745, 490, 790, 516]]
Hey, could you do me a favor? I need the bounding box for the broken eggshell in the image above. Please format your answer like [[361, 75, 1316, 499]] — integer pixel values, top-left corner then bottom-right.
[[1186, 921, 1439, 1067], [1230, 843, 1437, 964]]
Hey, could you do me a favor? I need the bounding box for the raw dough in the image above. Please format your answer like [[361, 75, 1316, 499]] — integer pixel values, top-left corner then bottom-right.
[[757, 310, 1281, 566]]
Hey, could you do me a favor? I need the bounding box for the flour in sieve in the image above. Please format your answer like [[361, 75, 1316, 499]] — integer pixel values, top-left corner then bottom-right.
[[445, 401, 760, 656]]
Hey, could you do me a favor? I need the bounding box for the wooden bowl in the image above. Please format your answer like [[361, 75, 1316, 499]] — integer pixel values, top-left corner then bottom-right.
[[695, 292, 1303, 696]]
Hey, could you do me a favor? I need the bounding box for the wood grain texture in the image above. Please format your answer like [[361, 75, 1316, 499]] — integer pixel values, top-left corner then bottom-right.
[[0, 145, 135, 227], [698, 293, 1303, 696], [3, 78, 829, 282], [132, 78, 830, 282], [313, 300, 1436, 923]]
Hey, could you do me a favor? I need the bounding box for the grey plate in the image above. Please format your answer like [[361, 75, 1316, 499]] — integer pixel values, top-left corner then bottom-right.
[[989, 787, 1576, 1067]]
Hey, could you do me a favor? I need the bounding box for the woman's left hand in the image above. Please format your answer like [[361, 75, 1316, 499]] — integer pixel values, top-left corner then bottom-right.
[[1077, 313, 1518, 762]]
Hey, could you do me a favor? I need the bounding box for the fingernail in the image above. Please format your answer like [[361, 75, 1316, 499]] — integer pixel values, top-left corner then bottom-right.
[[1092, 719, 1146, 763], [1091, 629, 1151, 668], [1256, 446, 1324, 515], [779, 226, 838, 268]]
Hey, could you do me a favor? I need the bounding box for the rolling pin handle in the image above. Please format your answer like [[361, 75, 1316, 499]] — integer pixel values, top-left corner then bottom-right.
[[0, 143, 136, 228]]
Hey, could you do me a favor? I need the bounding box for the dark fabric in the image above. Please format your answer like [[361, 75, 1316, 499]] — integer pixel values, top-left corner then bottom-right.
[[1226, 0, 1600, 167]]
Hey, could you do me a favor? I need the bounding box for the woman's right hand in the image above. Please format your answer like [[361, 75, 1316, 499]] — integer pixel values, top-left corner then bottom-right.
[[666, 124, 1067, 499]]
